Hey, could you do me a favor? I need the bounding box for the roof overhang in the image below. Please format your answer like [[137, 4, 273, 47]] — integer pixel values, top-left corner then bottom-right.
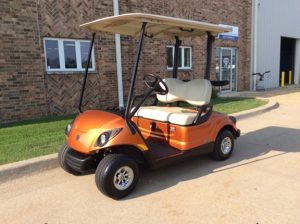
[[80, 13, 232, 39]]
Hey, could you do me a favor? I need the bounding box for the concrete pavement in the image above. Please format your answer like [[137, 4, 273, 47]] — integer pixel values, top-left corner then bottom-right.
[[219, 84, 300, 98], [1, 91, 300, 224]]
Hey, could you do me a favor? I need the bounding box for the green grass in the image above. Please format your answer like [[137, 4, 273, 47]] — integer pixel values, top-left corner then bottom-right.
[[0, 115, 75, 165], [211, 97, 267, 114], [159, 97, 267, 114], [0, 97, 266, 165]]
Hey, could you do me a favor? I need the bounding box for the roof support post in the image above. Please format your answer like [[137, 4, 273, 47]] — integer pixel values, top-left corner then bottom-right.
[[124, 22, 147, 134], [173, 36, 182, 78], [204, 32, 215, 80], [78, 32, 96, 113]]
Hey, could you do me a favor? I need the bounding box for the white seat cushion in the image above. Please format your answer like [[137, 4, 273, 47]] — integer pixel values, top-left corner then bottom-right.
[[135, 106, 198, 125], [157, 78, 212, 106], [135, 78, 212, 125]]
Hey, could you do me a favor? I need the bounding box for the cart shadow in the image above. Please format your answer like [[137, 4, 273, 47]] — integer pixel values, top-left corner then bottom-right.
[[124, 126, 300, 200]]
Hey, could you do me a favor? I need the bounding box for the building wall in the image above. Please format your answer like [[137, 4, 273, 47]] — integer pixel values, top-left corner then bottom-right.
[[0, 0, 48, 122], [121, 0, 252, 94], [0, 0, 252, 123], [40, 1, 118, 115], [253, 0, 300, 89]]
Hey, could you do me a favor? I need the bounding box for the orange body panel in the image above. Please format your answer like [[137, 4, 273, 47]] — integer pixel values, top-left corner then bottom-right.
[[132, 111, 237, 150], [67, 110, 148, 154], [67, 110, 237, 154]]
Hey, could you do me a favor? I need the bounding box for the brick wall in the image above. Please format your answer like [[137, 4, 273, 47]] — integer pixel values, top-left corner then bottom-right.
[[0, 0, 48, 122], [122, 0, 252, 92], [0, 0, 252, 123]]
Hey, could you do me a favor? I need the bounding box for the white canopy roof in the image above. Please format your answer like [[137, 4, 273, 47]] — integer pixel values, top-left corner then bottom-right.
[[80, 13, 231, 39]]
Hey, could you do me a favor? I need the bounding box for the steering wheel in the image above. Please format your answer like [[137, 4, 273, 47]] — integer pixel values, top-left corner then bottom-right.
[[143, 74, 169, 95]]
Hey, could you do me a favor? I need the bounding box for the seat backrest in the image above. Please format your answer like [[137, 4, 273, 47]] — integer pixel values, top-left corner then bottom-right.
[[157, 78, 212, 106]]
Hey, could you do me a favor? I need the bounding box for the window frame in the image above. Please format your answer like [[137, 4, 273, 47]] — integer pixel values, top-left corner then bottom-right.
[[166, 45, 192, 70], [43, 37, 96, 73]]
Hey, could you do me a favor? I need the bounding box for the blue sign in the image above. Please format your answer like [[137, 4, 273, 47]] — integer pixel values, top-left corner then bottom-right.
[[218, 25, 239, 41]]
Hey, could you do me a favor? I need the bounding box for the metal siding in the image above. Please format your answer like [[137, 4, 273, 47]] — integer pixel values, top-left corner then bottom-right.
[[255, 0, 300, 88]]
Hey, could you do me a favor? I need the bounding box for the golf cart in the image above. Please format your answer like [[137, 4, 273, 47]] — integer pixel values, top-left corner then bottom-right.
[[58, 13, 240, 199]]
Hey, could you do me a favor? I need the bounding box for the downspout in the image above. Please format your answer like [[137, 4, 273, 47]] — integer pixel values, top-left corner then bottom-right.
[[204, 32, 215, 80], [173, 36, 182, 78], [113, 0, 124, 109], [252, 0, 259, 91]]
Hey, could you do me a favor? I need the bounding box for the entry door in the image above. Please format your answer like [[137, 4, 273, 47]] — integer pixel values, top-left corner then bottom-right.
[[216, 48, 238, 92]]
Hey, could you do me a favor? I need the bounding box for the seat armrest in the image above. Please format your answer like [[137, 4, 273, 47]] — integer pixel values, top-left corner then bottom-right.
[[193, 105, 213, 125], [210, 80, 229, 87]]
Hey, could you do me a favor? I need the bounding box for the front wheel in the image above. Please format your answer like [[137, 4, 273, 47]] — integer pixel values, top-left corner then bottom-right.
[[58, 143, 80, 175], [212, 129, 234, 161], [95, 154, 139, 199]]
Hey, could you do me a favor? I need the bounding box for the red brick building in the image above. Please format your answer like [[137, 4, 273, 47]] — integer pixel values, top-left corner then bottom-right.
[[0, 0, 252, 123]]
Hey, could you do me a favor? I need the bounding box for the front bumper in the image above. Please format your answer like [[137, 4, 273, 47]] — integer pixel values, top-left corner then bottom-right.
[[65, 148, 96, 173], [236, 129, 241, 138]]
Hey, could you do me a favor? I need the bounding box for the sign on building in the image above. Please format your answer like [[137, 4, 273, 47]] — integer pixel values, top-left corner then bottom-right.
[[218, 24, 239, 41]]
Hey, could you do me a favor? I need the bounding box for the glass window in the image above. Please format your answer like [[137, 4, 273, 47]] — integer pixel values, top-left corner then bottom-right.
[[166, 46, 192, 70], [184, 48, 191, 67], [45, 40, 60, 69], [44, 38, 95, 72], [166, 47, 173, 68], [80, 42, 93, 69], [216, 47, 238, 92], [63, 41, 77, 69], [216, 48, 220, 80], [178, 48, 182, 68]]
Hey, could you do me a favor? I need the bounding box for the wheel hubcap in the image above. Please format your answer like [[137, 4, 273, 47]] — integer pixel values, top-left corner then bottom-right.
[[113, 166, 134, 190], [221, 137, 232, 155]]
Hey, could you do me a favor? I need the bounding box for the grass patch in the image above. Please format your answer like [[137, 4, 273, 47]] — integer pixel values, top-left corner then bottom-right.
[[159, 97, 267, 114], [211, 97, 267, 114], [0, 115, 75, 165], [0, 97, 266, 165]]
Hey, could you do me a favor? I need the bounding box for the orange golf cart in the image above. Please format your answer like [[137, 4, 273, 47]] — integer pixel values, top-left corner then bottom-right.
[[58, 13, 240, 199]]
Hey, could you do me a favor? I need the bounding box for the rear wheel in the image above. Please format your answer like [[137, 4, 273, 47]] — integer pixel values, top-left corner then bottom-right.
[[58, 143, 80, 175], [95, 154, 139, 199], [212, 129, 234, 161]]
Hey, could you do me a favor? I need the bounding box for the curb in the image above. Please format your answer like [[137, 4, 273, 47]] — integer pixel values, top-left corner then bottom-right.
[[230, 98, 279, 120], [0, 153, 58, 183], [0, 99, 279, 183]]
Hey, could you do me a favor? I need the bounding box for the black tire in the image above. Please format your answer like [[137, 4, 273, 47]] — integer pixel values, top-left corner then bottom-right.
[[58, 143, 80, 175], [95, 154, 139, 199], [212, 129, 234, 161]]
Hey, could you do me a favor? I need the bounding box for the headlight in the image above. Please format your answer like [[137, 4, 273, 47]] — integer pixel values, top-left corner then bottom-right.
[[65, 120, 74, 136], [97, 132, 110, 146], [96, 128, 123, 147]]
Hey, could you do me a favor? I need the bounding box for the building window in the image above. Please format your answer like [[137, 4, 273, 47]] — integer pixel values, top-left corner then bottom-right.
[[44, 38, 95, 72], [166, 46, 192, 70]]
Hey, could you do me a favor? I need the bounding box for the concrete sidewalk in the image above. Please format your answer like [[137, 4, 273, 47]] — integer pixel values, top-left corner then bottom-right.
[[219, 84, 300, 98]]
